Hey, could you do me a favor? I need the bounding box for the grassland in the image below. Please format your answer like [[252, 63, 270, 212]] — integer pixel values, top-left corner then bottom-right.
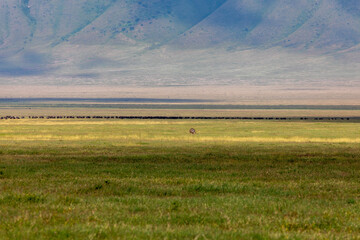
[[1, 106, 360, 119], [0, 119, 360, 239]]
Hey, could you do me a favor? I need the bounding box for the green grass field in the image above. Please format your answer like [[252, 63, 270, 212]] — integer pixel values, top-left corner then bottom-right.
[[1, 119, 360, 239]]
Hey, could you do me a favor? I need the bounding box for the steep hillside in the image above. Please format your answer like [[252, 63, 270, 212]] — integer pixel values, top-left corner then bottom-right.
[[0, 0, 227, 52], [175, 0, 360, 51]]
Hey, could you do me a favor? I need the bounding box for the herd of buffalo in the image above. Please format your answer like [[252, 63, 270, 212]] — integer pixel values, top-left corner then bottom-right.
[[0, 116, 357, 121]]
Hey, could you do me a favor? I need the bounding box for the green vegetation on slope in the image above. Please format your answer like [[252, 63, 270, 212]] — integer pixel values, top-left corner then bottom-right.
[[0, 119, 360, 239]]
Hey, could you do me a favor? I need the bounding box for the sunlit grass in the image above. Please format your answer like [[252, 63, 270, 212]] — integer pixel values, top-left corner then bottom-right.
[[1, 119, 360, 143], [2, 134, 360, 144], [0, 119, 360, 239]]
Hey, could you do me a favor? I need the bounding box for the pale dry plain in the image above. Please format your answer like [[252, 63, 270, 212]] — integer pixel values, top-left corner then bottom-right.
[[1, 85, 360, 105]]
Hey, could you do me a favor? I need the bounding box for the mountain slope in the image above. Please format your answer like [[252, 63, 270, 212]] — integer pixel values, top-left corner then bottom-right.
[[175, 0, 360, 51], [0, 0, 359, 86], [0, 0, 227, 52]]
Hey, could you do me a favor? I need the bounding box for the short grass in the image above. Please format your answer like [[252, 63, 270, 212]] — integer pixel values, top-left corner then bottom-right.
[[0, 119, 360, 239]]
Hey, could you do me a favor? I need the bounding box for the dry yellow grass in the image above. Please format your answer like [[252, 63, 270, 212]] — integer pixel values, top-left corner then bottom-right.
[[2, 133, 360, 144]]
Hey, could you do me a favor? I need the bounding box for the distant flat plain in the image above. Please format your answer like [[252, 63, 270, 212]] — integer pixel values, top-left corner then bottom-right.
[[1, 85, 360, 105], [1, 91, 360, 119]]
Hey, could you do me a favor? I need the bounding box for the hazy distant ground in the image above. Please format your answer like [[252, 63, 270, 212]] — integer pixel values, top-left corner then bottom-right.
[[1, 84, 360, 105], [1, 46, 359, 86]]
